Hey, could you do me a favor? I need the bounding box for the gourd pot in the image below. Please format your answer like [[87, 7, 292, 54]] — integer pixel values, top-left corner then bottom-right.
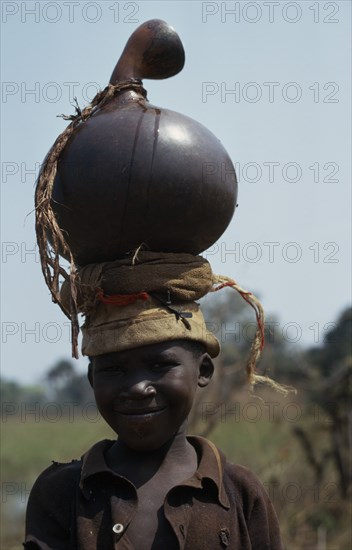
[[48, 20, 237, 265]]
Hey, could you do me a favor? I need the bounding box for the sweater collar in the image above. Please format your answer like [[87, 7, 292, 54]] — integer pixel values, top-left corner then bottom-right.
[[79, 436, 230, 509]]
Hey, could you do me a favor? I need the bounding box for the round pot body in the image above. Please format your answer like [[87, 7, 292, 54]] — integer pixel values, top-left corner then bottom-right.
[[52, 92, 237, 265]]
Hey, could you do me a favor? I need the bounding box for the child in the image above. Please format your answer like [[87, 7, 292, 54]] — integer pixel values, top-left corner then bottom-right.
[[25, 256, 284, 549], [28, 14, 285, 546]]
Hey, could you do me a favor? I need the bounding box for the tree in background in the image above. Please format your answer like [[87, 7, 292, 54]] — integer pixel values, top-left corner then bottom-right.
[[45, 359, 93, 405], [189, 289, 302, 434], [45, 359, 75, 396], [293, 307, 352, 498], [0, 378, 46, 406]]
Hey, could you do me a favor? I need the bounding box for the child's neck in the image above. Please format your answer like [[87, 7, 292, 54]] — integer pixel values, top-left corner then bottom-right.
[[106, 423, 198, 488]]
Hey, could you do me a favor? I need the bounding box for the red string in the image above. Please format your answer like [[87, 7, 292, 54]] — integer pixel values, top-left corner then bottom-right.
[[96, 289, 149, 306]]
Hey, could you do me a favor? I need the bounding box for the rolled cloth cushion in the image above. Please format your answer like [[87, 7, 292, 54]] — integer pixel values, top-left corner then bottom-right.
[[61, 252, 214, 309], [60, 252, 220, 357]]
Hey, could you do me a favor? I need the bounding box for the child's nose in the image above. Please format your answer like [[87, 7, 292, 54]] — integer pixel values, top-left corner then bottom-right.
[[120, 378, 157, 400]]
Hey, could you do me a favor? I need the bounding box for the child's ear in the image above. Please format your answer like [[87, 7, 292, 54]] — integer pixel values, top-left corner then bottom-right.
[[198, 354, 214, 388], [87, 361, 94, 388]]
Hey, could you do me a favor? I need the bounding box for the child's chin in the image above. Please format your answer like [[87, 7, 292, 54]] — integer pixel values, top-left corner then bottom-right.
[[117, 431, 175, 453]]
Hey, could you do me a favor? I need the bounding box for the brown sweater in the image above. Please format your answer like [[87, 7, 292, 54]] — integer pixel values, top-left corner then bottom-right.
[[25, 436, 284, 549]]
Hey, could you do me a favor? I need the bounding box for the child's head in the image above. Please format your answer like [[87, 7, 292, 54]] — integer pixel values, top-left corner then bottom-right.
[[77, 257, 220, 452], [88, 339, 214, 452]]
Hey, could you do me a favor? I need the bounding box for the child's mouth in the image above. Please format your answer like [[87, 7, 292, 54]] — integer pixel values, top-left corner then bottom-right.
[[115, 407, 167, 418]]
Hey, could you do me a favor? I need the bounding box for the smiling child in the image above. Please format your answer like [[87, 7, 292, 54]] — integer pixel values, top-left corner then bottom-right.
[[28, 18, 284, 548], [25, 254, 284, 549]]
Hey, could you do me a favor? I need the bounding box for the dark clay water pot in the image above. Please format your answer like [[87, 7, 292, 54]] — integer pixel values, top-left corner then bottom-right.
[[50, 20, 237, 266]]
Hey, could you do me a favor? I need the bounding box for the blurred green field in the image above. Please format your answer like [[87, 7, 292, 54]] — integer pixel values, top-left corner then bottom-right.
[[1, 415, 114, 549], [1, 397, 350, 549]]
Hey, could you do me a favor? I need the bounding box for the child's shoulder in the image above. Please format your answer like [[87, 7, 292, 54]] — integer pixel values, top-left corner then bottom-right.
[[224, 460, 267, 489], [193, 435, 262, 479], [193, 436, 271, 504], [223, 460, 271, 504], [32, 457, 82, 493], [30, 439, 113, 498], [29, 454, 83, 515]]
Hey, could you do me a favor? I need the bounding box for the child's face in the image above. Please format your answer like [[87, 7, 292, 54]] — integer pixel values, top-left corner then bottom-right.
[[90, 340, 213, 452]]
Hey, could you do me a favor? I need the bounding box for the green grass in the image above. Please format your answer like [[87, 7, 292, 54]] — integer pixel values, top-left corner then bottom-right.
[[1, 417, 115, 549], [2, 416, 115, 481]]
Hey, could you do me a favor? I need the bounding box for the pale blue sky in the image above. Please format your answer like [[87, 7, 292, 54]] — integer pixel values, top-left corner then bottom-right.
[[1, 1, 351, 382]]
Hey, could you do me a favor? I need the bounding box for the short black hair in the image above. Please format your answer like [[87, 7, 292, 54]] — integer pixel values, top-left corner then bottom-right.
[[177, 339, 206, 358]]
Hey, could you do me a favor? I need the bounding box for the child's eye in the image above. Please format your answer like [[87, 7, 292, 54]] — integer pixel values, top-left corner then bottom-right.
[[151, 361, 178, 371], [99, 365, 124, 374], [111, 366, 124, 373], [152, 363, 166, 370]]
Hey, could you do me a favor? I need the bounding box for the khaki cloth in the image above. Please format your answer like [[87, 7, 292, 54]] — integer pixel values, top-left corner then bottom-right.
[[81, 296, 219, 358], [60, 253, 220, 358]]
